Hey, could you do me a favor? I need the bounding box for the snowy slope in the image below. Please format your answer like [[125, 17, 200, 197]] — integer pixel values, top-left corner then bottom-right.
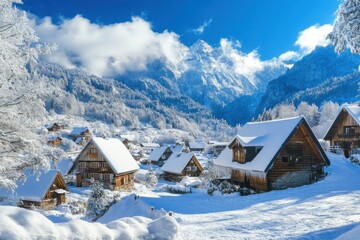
[[257, 46, 360, 114], [141, 152, 360, 239]]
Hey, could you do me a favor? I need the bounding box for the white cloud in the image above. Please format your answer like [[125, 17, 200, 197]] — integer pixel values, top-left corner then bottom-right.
[[193, 19, 212, 35], [279, 51, 301, 62], [32, 16, 187, 77], [295, 24, 333, 54], [219, 38, 269, 82]]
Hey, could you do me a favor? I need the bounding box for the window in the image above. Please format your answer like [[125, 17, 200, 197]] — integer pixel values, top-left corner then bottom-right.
[[233, 147, 246, 163], [161, 154, 166, 160], [186, 166, 192, 172], [282, 157, 289, 163], [287, 145, 303, 156], [344, 126, 356, 135], [89, 148, 97, 154], [191, 166, 197, 171]]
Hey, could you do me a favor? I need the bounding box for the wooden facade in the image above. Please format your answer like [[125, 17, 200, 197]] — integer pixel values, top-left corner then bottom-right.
[[47, 123, 62, 132], [72, 141, 136, 190], [162, 155, 203, 182], [151, 147, 173, 165], [324, 107, 360, 158], [229, 121, 329, 192], [47, 137, 62, 146], [19, 172, 68, 210]]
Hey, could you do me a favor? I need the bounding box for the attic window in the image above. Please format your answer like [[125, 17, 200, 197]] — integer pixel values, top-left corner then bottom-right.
[[287, 144, 303, 156], [233, 147, 246, 164]]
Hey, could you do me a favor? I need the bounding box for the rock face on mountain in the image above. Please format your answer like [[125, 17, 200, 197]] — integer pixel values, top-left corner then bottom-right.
[[256, 46, 360, 115]]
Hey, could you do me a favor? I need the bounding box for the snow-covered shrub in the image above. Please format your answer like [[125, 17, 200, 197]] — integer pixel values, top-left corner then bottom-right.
[[179, 176, 202, 188], [86, 182, 118, 221], [350, 154, 360, 165], [145, 167, 158, 188], [165, 184, 191, 194], [207, 179, 241, 195]]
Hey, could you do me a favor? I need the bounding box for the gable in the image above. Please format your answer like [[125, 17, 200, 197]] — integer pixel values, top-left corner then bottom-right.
[[266, 121, 330, 172], [71, 137, 139, 175]]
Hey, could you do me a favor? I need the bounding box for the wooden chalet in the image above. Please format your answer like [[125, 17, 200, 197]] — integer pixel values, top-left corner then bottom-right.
[[47, 136, 62, 146], [214, 116, 330, 192], [188, 141, 206, 152], [324, 104, 360, 158], [47, 123, 63, 132], [161, 152, 203, 181], [213, 142, 229, 156], [69, 127, 91, 142], [0, 170, 68, 210], [148, 144, 184, 166], [69, 137, 139, 190]]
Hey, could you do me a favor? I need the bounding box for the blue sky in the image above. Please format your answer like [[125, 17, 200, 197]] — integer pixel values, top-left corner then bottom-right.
[[22, 0, 338, 60]]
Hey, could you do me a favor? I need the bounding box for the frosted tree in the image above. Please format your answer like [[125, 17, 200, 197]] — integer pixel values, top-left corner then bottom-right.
[[0, 0, 51, 190], [86, 181, 109, 221], [328, 0, 360, 53], [145, 166, 158, 188], [296, 102, 319, 127]]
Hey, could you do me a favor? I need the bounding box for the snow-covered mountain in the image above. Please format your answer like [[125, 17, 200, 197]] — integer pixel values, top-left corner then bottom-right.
[[34, 61, 234, 139], [256, 46, 360, 115], [115, 39, 287, 123]]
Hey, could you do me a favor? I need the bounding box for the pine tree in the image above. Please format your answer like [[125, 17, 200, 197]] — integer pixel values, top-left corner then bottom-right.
[[145, 166, 158, 188], [328, 0, 360, 53], [86, 182, 109, 221]]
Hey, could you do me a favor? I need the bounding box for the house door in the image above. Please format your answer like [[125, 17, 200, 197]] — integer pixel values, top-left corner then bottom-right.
[[343, 141, 351, 158]]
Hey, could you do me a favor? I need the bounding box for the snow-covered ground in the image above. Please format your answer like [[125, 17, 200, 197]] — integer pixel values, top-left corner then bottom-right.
[[1, 152, 360, 239], [139, 152, 360, 239]]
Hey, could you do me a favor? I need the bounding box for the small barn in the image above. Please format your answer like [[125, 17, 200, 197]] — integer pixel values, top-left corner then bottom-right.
[[161, 152, 203, 181], [213, 142, 229, 156], [214, 116, 330, 192], [0, 170, 68, 210], [148, 144, 184, 166], [47, 136, 62, 146], [188, 141, 206, 152], [69, 127, 90, 141], [324, 104, 360, 158], [47, 123, 62, 132], [69, 137, 139, 190]]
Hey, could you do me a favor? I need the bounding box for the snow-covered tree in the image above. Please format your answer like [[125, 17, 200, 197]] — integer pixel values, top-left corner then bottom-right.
[[296, 102, 319, 127], [0, 0, 51, 190], [86, 181, 110, 221], [328, 0, 360, 53], [145, 166, 158, 188]]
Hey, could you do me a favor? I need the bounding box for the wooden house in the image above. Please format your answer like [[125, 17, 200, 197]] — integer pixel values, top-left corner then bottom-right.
[[188, 141, 206, 152], [213, 142, 229, 156], [69, 127, 91, 141], [0, 170, 68, 210], [148, 144, 184, 166], [47, 136, 62, 146], [69, 137, 139, 190], [214, 116, 330, 192], [140, 143, 160, 153], [324, 104, 360, 158], [47, 123, 63, 132], [161, 152, 203, 181]]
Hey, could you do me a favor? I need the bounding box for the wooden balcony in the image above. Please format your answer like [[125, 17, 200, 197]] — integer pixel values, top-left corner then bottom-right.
[[337, 133, 360, 138]]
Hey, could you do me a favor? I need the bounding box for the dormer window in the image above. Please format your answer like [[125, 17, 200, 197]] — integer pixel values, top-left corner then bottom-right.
[[233, 147, 246, 163]]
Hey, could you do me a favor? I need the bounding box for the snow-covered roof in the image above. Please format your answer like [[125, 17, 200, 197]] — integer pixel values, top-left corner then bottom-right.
[[120, 134, 136, 142], [88, 137, 139, 174], [189, 141, 206, 150], [214, 116, 306, 173], [214, 142, 229, 146], [324, 103, 360, 139], [161, 152, 198, 175], [148, 146, 169, 161], [140, 143, 160, 148], [56, 158, 74, 175], [75, 137, 83, 144], [70, 127, 88, 136], [169, 144, 184, 154], [0, 170, 66, 202], [47, 136, 61, 141]]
